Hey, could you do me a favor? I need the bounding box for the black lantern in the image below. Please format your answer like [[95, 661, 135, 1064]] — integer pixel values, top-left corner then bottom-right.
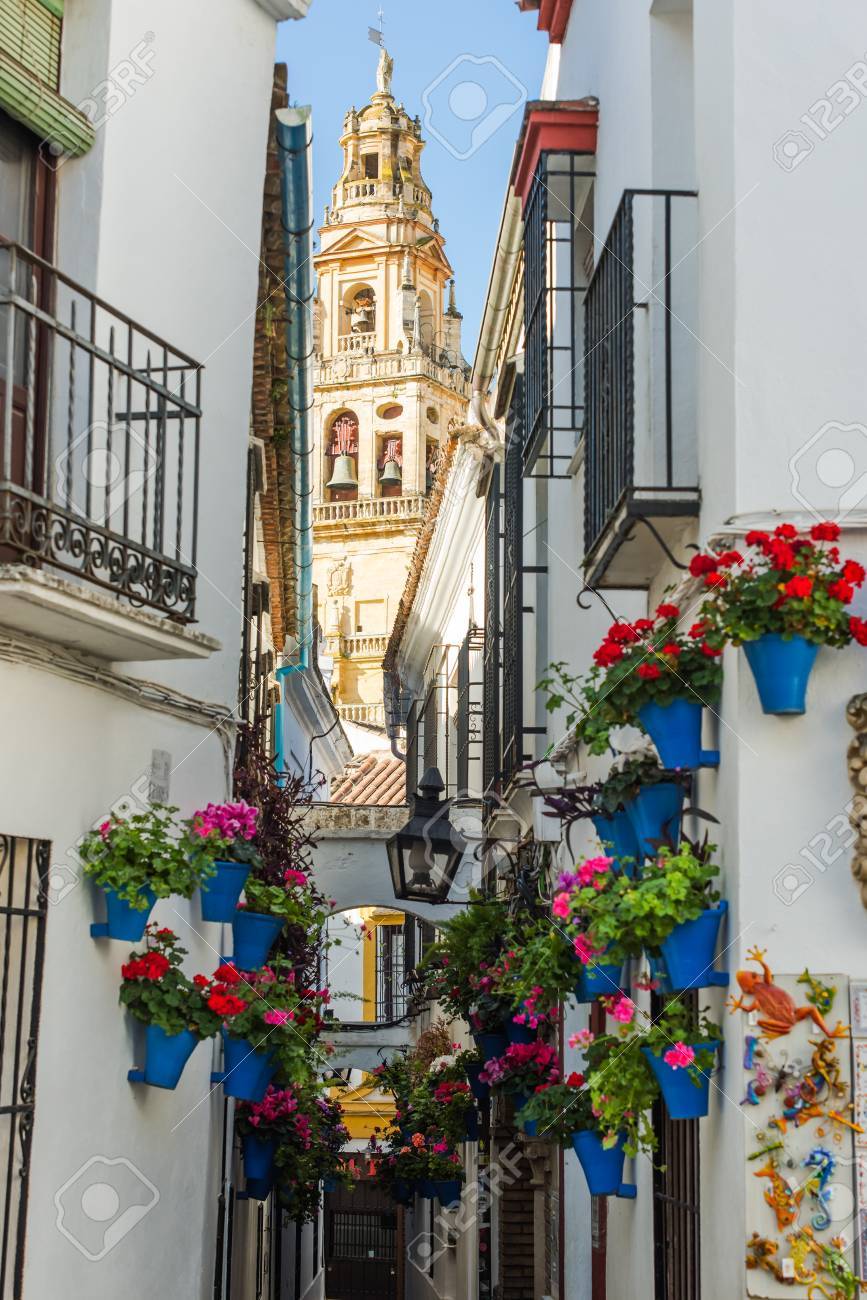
[[386, 767, 466, 903]]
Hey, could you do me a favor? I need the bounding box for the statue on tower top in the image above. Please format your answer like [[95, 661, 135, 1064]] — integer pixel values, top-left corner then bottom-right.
[[376, 45, 394, 96]]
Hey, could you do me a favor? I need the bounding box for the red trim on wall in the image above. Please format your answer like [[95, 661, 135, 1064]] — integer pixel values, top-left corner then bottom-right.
[[518, 0, 574, 43], [511, 101, 598, 208]]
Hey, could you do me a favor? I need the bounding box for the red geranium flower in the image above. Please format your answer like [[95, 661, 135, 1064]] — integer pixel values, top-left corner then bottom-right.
[[661, 643, 681, 656], [851, 616, 867, 646], [607, 622, 640, 644], [811, 521, 841, 542], [717, 550, 744, 567], [785, 575, 813, 599], [636, 663, 661, 680], [688, 622, 707, 639], [689, 554, 717, 577], [593, 642, 624, 667], [843, 560, 866, 587], [700, 643, 723, 657], [655, 603, 680, 620], [704, 572, 728, 588], [745, 530, 769, 547], [775, 523, 799, 540], [633, 618, 655, 632], [828, 579, 854, 603], [214, 963, 241, 985], [207, 991, 246, 1017], [566, 1072, 585, 1088], [768, 540, 796, 570]]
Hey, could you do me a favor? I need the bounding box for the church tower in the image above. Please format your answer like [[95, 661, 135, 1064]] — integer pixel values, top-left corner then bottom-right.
[[312, 46, 469, 734]]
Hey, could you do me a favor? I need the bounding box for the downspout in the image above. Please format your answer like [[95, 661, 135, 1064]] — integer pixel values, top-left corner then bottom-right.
[[274, 105, 314, 777], [470, 187, 523, 434]]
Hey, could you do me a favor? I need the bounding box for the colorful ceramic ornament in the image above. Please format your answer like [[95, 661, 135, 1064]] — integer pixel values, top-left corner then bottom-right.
[[728, 948, 849, 1040]]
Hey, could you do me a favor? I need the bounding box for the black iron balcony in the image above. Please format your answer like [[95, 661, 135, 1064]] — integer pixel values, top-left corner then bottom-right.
[[0, 239, 201, 621], [583, 190, 700, 588]]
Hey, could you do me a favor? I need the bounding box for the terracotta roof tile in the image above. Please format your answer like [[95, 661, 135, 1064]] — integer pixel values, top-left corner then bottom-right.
[[330, 751, 406, 806]]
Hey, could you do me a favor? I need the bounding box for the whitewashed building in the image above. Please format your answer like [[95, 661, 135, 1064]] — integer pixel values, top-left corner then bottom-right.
[[0, 2, 322, 1298], [384, 2, 867, 1297]]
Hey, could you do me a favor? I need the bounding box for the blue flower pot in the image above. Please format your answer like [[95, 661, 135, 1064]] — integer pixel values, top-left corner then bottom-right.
[[323, 1176, 338, 1194], [506, 1020, 536, 1046], [391, 1179, 413, 1205], [231, 909, 284, 970], [659, 902, 729, 990], [571, 1131, 636, 1198], [243, 1134, 276, 1185], [743, 633, 819, 715], [434, 1179, 462, 1207], [641, 1042, 719, 1119], [465, 1062, 490, 1103], [638, 698, 720, 770], [201, 860, 252, 923], [418, 1178, 437, 1199], [511, 1092, 538, 1136], [473, 1031, 508, 1062], [592, 812, 640, 876], [96, 887, 157, 941], [140, 1025, 197, 1089], [221, 1032, 275, 1102], [624, 783, 684, 858], [244, 1176, 273, 1201], [574, 960, 625, 1003]]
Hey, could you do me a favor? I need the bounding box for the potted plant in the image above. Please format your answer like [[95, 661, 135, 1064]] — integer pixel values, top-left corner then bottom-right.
[[81, 805, 205, 940], [611, 754, 688, 860], [120, 926, 220, 1088], [538, 606, 722, 767], [426, 1142, 465, 1207], [455, 1046, 489, 1103], [479, 1040, 561, 1132], [186, 801, 261, 922], [272, 1087, 351, 1220], [209, 960, 323, 1101], [233, 869, 328, 970], [552, 856, 631, 1002], [420, 894, 510, 1058], [694, 522, 867, 714], [584, 1032, 659, 1161], [590, 773, 641, 875], [639, 1000, 720, 1119], [236, 1085, 300, 1198]]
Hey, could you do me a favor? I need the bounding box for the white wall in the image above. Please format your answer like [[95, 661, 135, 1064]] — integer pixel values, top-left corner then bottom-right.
[[4, 2, 284, 1296]]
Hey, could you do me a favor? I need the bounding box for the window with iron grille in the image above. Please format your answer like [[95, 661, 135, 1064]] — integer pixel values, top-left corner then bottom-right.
[[523, 152, 595, 478], [456, 628, 484, 797], [501, 378, 524, 784], [583, 188, 699, 565], [329, 1210, 396, 1260], [482, 465, 501, 794], [0, 835, 48, 1300], [652, 993, 700, 1300], [375, 924, 407, 1021]]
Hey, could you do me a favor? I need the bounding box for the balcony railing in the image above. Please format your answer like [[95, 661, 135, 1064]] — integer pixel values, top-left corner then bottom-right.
[[0, 240, 201, 620], [582, 190, 700, 587], [312, 494, 428, 526], [340, 633, 389, 658], [314, 348, 469, 393], [337, 332, 375, 355], [336, 701, 385, 726]]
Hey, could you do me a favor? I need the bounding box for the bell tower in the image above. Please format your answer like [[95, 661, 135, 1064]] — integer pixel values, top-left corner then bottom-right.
[[311, 47, 468, 737]]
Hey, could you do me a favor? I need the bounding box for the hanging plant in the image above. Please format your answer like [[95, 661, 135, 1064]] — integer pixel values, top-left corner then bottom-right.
[[82, 804, 207, 909], [554, 841, 722, 969], [209, 959, 329, 1086], [695, 522, 867, 713], [538, 601, 722, 757], [583, 1032, 660, 1158]]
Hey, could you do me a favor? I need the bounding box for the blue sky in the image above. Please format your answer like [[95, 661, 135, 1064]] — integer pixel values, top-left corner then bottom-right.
[[276, 0, 548, 358]]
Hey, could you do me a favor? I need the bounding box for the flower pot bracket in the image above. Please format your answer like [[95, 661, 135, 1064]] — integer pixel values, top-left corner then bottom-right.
[[615, 1180, 637, 1199], [211, 1071, 226, 1084], [89, 922, 111, 938], [699, 748, 720, 768]]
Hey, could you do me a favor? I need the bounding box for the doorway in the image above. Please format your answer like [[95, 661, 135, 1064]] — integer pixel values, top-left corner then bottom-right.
[[324, 1179, 401, 1298]]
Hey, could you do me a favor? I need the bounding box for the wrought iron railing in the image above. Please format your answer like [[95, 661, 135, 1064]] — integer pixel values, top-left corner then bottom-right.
[[583, 189, 699, 560], [0, 835, 48, 1300], [456, 627, 484, 796], [0, 239, 201, 619]]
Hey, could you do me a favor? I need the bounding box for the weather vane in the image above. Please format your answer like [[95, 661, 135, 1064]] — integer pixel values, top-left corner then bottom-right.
[[368, 7, 384, 47]]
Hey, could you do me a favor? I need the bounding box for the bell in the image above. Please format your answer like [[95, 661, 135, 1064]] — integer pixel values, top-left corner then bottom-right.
[[326, 453, 358, 492], [379, 458, 402, 488]]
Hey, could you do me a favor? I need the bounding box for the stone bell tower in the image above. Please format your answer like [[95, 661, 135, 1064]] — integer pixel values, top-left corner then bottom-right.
[[311, 46, 469, 737]]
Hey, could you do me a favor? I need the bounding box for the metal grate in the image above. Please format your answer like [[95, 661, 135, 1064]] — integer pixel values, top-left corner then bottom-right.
[[0, 835, 48, 1300], [482, 466, 501, 794], [524, 153, 594, 477], [0, 239, 202, 619], [583, 189, 699, 560], [456, 627, 484, 797], [375, 924, 407, 1021], [501, 379, 524, 784], [652, 994, 700, 1300], [329, 1210, 396, 1260]]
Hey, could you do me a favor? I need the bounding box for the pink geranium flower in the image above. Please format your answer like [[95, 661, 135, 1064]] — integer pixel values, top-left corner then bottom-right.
[[552, 891, 571, 919], [663, 1042, 695, 1070], [609, 995, 635, 1024], [263, 1009, 293, 1025], [572, 933, 599, 965], [568, 1028, 595, 1049]]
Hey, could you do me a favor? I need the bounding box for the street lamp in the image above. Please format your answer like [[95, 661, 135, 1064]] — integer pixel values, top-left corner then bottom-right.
[[386, 767, 466, 903]]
